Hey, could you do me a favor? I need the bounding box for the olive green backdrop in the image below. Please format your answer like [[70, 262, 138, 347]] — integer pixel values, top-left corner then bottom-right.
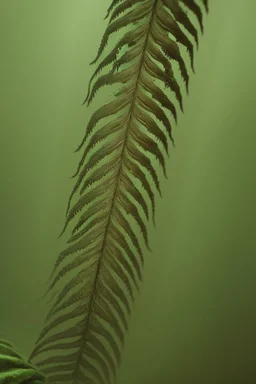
[[0, 1, 255, 383]]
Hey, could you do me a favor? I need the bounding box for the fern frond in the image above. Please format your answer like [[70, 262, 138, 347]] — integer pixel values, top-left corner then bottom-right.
[[29, 1, 208, 383], [0, 339, 45, 384]]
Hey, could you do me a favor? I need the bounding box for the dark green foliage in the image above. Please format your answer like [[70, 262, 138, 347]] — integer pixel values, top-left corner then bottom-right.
[[29, 1, 208, 383], [0, 339, 45, 384]]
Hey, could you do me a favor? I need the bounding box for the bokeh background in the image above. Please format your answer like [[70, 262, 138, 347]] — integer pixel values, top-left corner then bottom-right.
[[0, 1, 255, 383]]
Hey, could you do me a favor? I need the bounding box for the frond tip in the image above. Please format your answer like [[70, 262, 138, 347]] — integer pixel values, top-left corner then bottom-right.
[[29, 1, 208, 383]]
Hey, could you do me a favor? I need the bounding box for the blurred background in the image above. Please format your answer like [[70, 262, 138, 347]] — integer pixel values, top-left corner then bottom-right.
[[0, 1, 255, 383]]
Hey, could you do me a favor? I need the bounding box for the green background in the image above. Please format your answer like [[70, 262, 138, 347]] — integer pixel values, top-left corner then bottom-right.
[[0, 1, 255, 383]]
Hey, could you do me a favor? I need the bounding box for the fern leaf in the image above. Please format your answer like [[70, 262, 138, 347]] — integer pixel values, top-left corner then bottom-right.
[[29, 1, 208, 383], [0, 339, 45, 384]]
